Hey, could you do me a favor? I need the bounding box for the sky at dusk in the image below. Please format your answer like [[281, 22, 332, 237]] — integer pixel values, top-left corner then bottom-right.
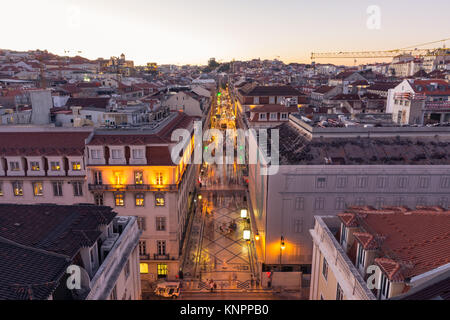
[[3, 0, 450, 65]]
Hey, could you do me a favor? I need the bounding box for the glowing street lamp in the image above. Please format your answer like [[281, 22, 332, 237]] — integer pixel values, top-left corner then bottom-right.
[[255, 233, 260, 241], [280, 236, 286, 250], [240, 208, 248, 218], [243, 230, 251, 240], [198, 195, 202, 200]]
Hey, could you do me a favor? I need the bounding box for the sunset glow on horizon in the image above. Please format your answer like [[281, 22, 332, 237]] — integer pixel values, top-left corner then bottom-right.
[[3, 0, 450, 65]]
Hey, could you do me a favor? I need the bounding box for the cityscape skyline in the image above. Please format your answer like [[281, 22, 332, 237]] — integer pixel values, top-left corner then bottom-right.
[[3, 0, 450, 65]]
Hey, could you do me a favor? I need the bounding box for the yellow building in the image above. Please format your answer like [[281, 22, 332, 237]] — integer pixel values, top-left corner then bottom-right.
[[85, 112, 198, 283]]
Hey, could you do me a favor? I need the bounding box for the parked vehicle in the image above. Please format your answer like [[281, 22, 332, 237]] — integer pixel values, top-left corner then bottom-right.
[[154, 281, 180, 299]]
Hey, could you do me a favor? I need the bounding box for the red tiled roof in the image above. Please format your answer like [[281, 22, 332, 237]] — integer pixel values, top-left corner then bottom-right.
[[0, 131, 90, 156], [342, 207, 450, 281]]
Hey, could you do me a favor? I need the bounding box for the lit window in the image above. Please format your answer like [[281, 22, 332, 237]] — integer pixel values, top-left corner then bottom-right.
[[30, 161, 40, 171], [140, 263, 149, 274], [50, 161, 61, 171], [135, 171, 144, 184], [71, 161, 81, 171], [156, 172, 163, 185], [114, 172, 123, 185], [135, 193, 145, 206], [114, 193, 124, 206], [155, 193, 165, 206], [0, 183, 3, 196], [12, 181, 23, 196], [33, 182, 43, 196], [157, 264, 168, 278]]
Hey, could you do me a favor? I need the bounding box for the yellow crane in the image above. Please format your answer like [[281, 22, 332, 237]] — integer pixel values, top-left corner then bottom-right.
[[311, 38, 450, 61]]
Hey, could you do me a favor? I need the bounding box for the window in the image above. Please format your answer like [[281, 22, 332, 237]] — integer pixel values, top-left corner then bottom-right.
[[52, 182, 63, 197], [281, 113, 288, 119], [140, 263, 149, 274], [157, 240, 166, 255], [322, 258, 328, 281], [314, 197, 325, 210], [124, 259, 130, 279], [418, 177, 430, 188], [135, 193, 145, 206], [139, 241, 147, 255], [110, 285, 117, 300], [10, 161, 20, 171], [397, 177, 408, 188], [316, 177, 327, 188], [111, 149, 122, 159], [356, 244, 365, 269], [155, 193, 165, 206], [115, 193, 124, 206], [156, 217, 166, 231], [94, 193, 104, 206], [0, 183, 3, 196], [259, 113, 267, 120], [356, 176, 368, 188], [376, 177, 388, 188], [157, 263, 168, 278], [380, 274, 391, 300], [355, 197, 366, 206], [416, 197, 427, 206], [132, 149, 144, 159], [86, 115, 92, 120], [137, 217, 146, 231], [336, 283, 344, 300], [71, 161, 81, 171], [375, 197, 385, 209], [293, 219, 303, 233], [438, 197, 448, 209], [93, 171, 103, 185], [134, 171, 144, 184], [394, 197, 405, 206], [50, 161, 61, 171], [91, 149, 101, 159], [340, 224, 347, 245], [114, 172, 123, 185], [156, 172, 164, 185], [336, 176, 347, 188], [73, 182, 83, 197], [294, 197, 304, 210], [335, 197, 346, 210], [30, 161, 40, 171], [440, 177, 450, 188], [12, 181, 23, 196], [270, 113, 277, 120]]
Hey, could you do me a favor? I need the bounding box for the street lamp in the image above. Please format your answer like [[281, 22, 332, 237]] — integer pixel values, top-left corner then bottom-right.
[[243, 230, 251, 241], [280, 236, 285, 250], [240, 208, 248, 218], [255, 233, 260, 241]]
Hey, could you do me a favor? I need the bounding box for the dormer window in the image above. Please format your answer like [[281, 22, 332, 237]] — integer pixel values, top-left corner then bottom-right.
[[111, 149, 123, 159], [71, 161, 81, 171], [259, 113, 267, 120], [270, 113, 277, 120], [91, 149, 101, 159], [30, 161, 40, 171], [10, 161, 20, 171], [340, 224, 347, 246], [132, 148, 144, 159], [380, 273, 391, 300], [50, 161, 61, 171], [356, 243, 366, 270]]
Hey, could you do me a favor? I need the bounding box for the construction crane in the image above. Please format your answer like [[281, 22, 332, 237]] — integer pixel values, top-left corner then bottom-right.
[[311, 38, 450, 61]]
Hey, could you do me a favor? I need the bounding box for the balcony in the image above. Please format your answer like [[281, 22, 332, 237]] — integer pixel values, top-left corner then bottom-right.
[[88, 184, 178, 192], [424, 101, 450, 111], [139, 254, 171, 261]]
